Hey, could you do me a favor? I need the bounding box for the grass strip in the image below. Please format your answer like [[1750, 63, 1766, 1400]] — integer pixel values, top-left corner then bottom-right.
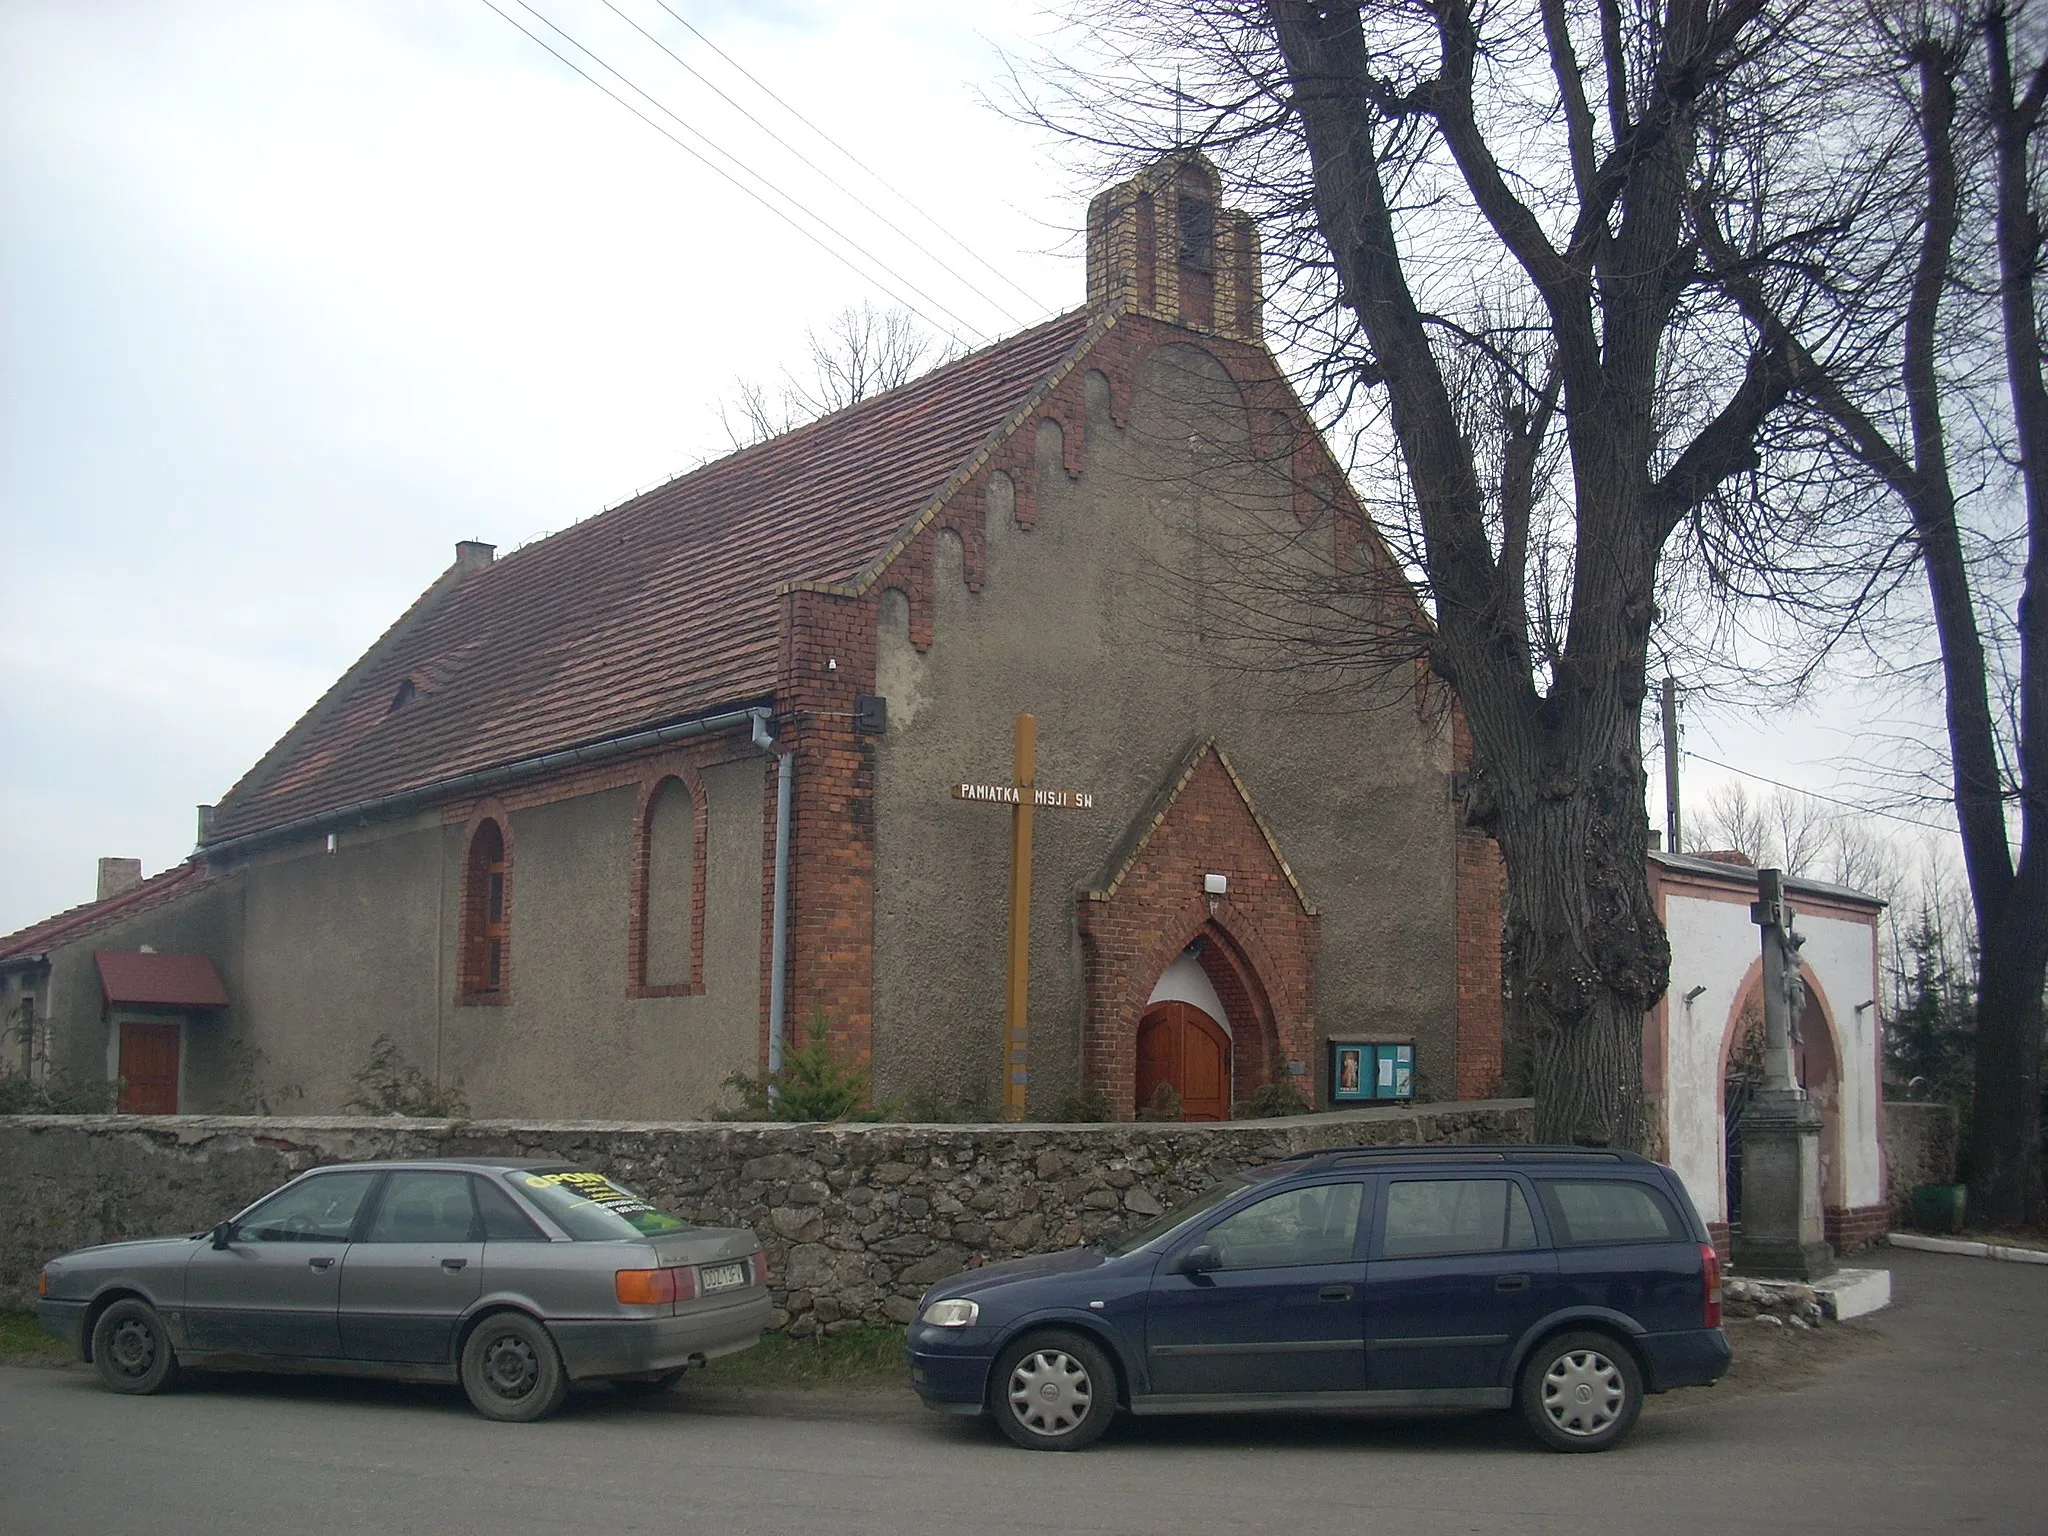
[[0, 1307, 70, 1364], [692, 1323, 906, 1390]]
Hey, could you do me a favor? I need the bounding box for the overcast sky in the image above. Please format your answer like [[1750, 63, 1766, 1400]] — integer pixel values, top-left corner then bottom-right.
[[0, 0, 1959, 937]]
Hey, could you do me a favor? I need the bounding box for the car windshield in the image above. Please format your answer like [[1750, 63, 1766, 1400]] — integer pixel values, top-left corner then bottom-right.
[[509, 1168, 691, 1240], [1103, 1173, 1256, 1257]]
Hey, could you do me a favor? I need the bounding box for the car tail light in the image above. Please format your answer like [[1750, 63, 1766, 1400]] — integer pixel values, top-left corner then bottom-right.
[[1700, 1242, 1723, 1328], [748, 1248, 767, 1286], [38, 1269, 49, 1298], [615, 1268, 678, 1306], [672, 1265, 698, 1303]]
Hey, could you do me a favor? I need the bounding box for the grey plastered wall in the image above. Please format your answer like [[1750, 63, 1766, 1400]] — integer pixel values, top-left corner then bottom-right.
[[203, 754, 767, 1118], [432, 755, 768, 1121], [872, 341, 1458, 1113]]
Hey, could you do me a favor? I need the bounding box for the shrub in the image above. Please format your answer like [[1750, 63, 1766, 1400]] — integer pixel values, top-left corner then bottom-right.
[[0, 1066, 119, 1115], [1046, 1089, 1113, 1122], [711, 1010, 887, 1123], [1136, 1081, 1184, 1122], [345, 1033, 469, 1118], [1236, 1081, 1310, 1118]]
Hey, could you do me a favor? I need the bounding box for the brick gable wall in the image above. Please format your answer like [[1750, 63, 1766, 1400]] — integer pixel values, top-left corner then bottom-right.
[[1079, 749, 1321, 1118], [767, 313, 1481, 1110]]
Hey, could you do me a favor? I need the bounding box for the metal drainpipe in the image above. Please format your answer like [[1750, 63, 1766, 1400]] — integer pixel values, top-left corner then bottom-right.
[[754, 709, 794, 1078]]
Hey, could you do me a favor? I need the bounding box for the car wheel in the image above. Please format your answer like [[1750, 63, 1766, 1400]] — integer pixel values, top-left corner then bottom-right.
[[459, 1312, 569, 1423], [90, 1298, 180, 1396], [990, 1329, 1116, 1451], [1517, 1330, 1643, 1452]]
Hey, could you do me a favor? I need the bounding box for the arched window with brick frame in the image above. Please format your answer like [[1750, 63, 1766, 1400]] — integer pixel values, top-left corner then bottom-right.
[[630, 771, 706, 997], [460, 816, 511, 1003]]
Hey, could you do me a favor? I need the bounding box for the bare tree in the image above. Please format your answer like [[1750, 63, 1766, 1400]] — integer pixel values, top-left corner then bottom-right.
[[1714, 0, 2047, 1222], [719, 303, 952, 449], [1691, 781, 1906, 897], [1030, 0, 1873, 1147]]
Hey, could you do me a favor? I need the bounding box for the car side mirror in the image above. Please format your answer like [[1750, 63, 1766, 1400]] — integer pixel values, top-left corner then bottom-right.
[[1176, 1243, 1221, 1275], [209, 1221, 237, 1250]]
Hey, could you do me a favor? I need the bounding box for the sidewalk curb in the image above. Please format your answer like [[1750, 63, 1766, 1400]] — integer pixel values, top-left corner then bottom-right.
[[1886, 1232, 2048, 1265]]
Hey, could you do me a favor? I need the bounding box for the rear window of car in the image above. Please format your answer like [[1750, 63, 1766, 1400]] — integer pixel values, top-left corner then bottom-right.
[[1535, 1179, 1686, 1246], [1380, 1178, 1539, 1259], [509, 1169, 691, 1240]]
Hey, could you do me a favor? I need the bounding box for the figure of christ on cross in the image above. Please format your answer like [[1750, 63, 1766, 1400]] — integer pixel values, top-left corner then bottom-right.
[[949, 713, 1096, 1119]]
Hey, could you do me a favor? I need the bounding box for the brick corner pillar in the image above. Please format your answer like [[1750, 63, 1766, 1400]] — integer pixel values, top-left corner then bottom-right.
[[775, 585, 880, 1074]]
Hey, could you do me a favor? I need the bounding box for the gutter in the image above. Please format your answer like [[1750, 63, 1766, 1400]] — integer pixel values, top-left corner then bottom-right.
[[755, 713, 795, 1078], [197, 704, 773, 865]]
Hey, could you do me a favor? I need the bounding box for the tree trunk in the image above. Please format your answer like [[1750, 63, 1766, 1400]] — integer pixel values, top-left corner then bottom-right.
[[1962, 8, 2048, 1228], [1480, 718, 1665, 1150], [1968, 921, 2048, 1224]]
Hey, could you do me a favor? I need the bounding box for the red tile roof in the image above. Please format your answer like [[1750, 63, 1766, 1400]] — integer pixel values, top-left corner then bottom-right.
[[205, 310, 1098, 844], [0, 862, 212, 963], [95, 950, 231, 1009]]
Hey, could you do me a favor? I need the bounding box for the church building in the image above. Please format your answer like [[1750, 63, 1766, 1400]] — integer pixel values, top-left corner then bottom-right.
[[4, 154, 1507, 1121]]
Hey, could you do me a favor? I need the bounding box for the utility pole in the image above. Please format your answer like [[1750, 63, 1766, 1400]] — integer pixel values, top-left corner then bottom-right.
[[1661, 675, 1682, 854]]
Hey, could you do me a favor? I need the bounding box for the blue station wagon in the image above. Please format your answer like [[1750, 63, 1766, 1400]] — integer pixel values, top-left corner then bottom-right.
[[907, 1145, 1730, 1452]]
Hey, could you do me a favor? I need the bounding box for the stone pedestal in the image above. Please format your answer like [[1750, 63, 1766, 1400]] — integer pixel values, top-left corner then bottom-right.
[[1734, 1088, 1836, 1280]]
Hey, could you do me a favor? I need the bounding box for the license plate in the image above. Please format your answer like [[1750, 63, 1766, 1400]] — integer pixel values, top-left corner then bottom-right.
[[699, 1261, 746, 1292]]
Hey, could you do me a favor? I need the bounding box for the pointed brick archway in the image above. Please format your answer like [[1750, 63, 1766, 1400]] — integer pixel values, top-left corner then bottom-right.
[[1079, 739, 1320, 1119]]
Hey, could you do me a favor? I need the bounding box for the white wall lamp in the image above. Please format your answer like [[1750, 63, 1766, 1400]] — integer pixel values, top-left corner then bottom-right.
[[1204, 872, 1227, 916]]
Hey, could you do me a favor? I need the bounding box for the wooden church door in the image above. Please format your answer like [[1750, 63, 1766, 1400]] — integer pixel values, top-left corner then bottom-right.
[[1136, 1001, 1231, 1121]]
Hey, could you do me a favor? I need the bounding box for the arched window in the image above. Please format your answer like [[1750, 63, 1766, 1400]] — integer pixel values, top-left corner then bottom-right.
[[630, 772, 705, 997], [461, 817, 510, 1002]]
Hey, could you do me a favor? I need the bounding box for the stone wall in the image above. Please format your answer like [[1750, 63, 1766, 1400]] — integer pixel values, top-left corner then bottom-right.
[[0, 1100, 1532, 1322], [1884, 1100, 1959, 1219]]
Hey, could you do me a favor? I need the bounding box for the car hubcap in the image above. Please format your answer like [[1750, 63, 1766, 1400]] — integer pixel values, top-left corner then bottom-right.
[[1541, 1349, 1624, 1437], [1007, 1349, 1092, 1437], [481, 1334, 539, 1399], [108, 1318, 155, 1377]]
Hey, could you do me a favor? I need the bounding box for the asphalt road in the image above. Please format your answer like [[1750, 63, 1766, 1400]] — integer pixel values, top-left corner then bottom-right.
[[2, 1246, 2041, 1536]]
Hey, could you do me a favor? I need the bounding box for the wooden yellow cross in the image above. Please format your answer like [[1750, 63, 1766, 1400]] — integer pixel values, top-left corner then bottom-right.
[[950, 712, 1095, 1118]]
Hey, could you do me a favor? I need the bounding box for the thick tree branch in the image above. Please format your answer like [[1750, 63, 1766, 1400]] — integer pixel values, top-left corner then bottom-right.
[[1540, 0, 1600, 208]]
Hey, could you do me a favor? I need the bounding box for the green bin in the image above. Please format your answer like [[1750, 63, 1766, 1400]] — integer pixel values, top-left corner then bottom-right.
[[1909, 1182, 1966, 1234]]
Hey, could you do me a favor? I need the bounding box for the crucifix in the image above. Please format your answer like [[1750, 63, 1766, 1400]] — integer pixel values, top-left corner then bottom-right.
[[1735, 867, 1835, 1280], [950, 712, 1096, 1119]]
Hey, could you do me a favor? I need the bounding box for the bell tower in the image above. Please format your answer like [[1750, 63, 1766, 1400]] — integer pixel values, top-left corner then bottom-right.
[[1086, 152, 1262, 342]]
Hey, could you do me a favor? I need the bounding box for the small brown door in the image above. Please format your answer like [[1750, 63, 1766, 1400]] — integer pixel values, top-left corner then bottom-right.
[[117, 1021, 180, 1114], [1135, 1001, 1232, 1121]]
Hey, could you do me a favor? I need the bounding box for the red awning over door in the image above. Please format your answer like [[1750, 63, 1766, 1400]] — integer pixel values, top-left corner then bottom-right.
[[94, 951, 229, 1009]]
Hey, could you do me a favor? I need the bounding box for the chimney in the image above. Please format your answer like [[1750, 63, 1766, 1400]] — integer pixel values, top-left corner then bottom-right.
[[1087, 152, 1262, 341], [455, 540, 496, 572], [196, 804, 216, 842], [97, 858, 143, 901]]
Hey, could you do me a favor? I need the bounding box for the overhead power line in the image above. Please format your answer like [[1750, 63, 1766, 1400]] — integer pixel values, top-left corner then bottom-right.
[[1684, 751, 1959, 836], [600, 0, 1037, 330], [509, 0, 986, 342], [645, 0, 1049, 314], [477, 0, 984, 347]]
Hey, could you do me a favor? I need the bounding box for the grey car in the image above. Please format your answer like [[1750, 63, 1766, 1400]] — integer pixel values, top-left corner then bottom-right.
[[34, 1157, 770, 1421]]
